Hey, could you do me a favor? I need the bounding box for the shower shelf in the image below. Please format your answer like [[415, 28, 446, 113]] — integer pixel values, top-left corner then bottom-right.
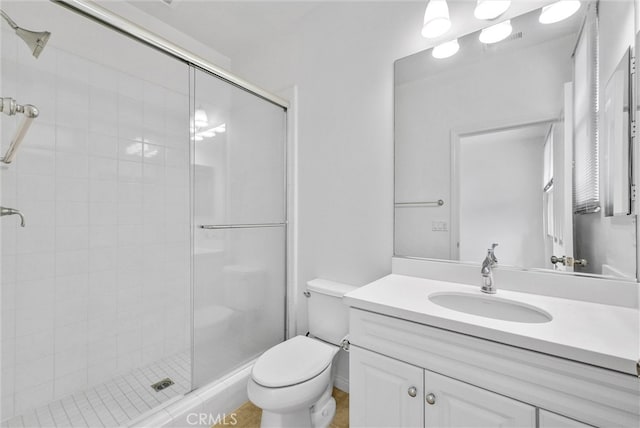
[[0, 96, 40, 165]]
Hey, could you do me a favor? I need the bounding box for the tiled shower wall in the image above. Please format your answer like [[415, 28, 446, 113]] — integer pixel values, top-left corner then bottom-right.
[[1, 2, 191, 419]]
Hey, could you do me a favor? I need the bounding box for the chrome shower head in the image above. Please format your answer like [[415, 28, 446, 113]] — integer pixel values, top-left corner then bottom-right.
[[15, 27, 50, 58], [1, 10, 51, 59]]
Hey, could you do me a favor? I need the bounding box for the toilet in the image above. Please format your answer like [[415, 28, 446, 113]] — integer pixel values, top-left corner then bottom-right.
[[247, 279, 357, 428]]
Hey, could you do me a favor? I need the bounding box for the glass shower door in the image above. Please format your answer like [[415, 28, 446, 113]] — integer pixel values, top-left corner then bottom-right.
[[191, 67, 286, 388]]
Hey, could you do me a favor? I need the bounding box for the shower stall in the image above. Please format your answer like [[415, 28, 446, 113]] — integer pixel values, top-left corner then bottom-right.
[[0, 1, 287, 427]]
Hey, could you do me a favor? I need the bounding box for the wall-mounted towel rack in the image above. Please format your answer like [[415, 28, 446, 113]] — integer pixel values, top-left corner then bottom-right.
[[395, 199, 444, 208], [0, 96, 39, 164]]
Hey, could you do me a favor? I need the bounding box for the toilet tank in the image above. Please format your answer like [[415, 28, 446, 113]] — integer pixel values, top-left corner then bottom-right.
[[307, 279, 358, 345]]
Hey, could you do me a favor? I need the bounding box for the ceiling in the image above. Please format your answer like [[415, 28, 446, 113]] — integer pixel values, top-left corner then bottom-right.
[[127, 0, 323, 58], [126, 0, 556, 60]]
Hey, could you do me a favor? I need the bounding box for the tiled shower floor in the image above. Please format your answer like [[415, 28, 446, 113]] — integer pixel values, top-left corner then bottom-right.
[[2, 352, 191, 428]]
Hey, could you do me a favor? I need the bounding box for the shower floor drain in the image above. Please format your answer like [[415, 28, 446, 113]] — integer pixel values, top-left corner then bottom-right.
[[151, 378, 175, 392]]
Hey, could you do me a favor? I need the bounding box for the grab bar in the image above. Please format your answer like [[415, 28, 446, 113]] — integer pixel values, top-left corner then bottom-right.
[[395, 200, 444, 208], [0, 97, 39, 164]]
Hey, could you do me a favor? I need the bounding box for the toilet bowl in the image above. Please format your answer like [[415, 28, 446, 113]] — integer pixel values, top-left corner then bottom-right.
[[247, 279, 357, 428]]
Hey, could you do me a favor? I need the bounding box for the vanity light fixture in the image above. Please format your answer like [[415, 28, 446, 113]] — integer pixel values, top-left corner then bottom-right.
[[432, 39, 459, 59], [479, 19, 512, 44], [539, 1, 581, 24], [474, 0, 511, 20], [422, 0, 451, 39]]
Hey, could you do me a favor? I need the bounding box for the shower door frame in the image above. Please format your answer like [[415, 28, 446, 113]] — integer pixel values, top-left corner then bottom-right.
[[50, 0, 290, 390]]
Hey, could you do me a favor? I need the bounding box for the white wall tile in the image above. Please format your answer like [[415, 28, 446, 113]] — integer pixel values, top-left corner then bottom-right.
[[118, 160, 143, 183], [55, 226, 89, 251], [56, 152, 89, 179], [22, 122, 56, 152], [14, 355, 54, 392], [54, 321, 87, 352], [117, 203, 143, 225], [87, 314, 117, 343], [14, 302, 54, 338], [89, 202, 118, 226], [2, 308, 16, 340], [89, 179, 117, 203], [15, 199, 55, 227], [16, 253, 54, 281], [89, 224, 118, 248], [54, 369, 88, 400], [89, 247, 118, 272], [16, 148, 55, 176], [2, 337, 16, 369], [89, 156, 118, 180], [54, 346, 88, 379], [15, 330, 54, 365], [55, 274, 89, 300], [88, 132, 118, 159], [87, 359, 117, 387], [2, 4, 192, 417], [16, 225, 55, 254], [56, 177, 89, 202], [17, 173, 55, 202], [56, 126, 88, 154], [88, 336, 117, 366], [14, 382, 53, 415], [55, 249, 89, 276], [55, 294, 88, 326]]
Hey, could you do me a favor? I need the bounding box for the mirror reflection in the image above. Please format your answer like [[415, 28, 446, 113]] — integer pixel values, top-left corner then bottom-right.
[[394, 0, 637, 280]]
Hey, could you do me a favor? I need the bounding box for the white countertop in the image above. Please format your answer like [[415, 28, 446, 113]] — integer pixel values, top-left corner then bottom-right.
[[344, 274, 640, 376]]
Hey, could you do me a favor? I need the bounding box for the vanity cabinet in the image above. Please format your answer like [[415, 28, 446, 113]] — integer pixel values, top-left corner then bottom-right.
[[350, 346, 424, 427], [351, 346, 536, 427], [348, 308, 639, 428]]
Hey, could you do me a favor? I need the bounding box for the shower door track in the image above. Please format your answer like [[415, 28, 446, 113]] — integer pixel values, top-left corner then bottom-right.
[[51, 0, 289, 109]]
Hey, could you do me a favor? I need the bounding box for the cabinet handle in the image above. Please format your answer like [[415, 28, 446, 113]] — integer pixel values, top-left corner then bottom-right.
[[426, 393, 436, 405], [407, 386, 417, 397]]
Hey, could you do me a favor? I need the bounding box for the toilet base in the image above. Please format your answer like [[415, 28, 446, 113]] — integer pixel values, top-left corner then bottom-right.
[[311, 395, 336, 428], [260, 408, 312, 428]]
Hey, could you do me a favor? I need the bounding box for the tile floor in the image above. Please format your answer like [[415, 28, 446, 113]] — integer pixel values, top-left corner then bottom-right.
[[215, 388, 349, 428], [2, 352, 190, 428]]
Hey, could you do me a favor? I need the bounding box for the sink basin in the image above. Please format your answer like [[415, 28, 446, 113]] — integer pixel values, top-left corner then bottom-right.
[[428, 292, 552, 323]]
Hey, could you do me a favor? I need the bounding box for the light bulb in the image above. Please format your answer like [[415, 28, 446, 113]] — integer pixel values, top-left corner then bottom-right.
[[474, 0, 511, 20], [479, 20, 512, 44], [194, 109, 208, 128], [422, 0, 451, 39], [539, 1, 581, 24], [432, 39, 460, 59]]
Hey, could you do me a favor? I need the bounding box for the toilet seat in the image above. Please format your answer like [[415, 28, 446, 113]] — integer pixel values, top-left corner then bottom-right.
[[252, 335, 337, 388]]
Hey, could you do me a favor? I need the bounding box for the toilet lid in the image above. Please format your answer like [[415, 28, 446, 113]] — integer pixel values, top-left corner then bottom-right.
[[252, 336, 336, 388]]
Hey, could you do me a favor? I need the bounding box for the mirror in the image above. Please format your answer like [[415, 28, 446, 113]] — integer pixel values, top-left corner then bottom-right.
[[394, 0, 638, 280]]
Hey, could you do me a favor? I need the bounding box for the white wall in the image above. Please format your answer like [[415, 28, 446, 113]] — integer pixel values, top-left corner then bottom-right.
[[230, 3, 432, 335]]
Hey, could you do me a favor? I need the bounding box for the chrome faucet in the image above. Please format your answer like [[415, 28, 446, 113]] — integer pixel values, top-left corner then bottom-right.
[[1, 206, 25, 227], [481, 243, 498, 294]]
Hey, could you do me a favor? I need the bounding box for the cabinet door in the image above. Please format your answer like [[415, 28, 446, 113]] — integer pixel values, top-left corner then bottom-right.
[[350, 346, 423, 428], [539, 410, 594, 427], [424, 370, 536, 427]]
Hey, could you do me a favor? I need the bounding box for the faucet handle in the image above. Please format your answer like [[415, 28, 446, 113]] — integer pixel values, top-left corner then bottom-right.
[[488, 243, 498, 263]]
